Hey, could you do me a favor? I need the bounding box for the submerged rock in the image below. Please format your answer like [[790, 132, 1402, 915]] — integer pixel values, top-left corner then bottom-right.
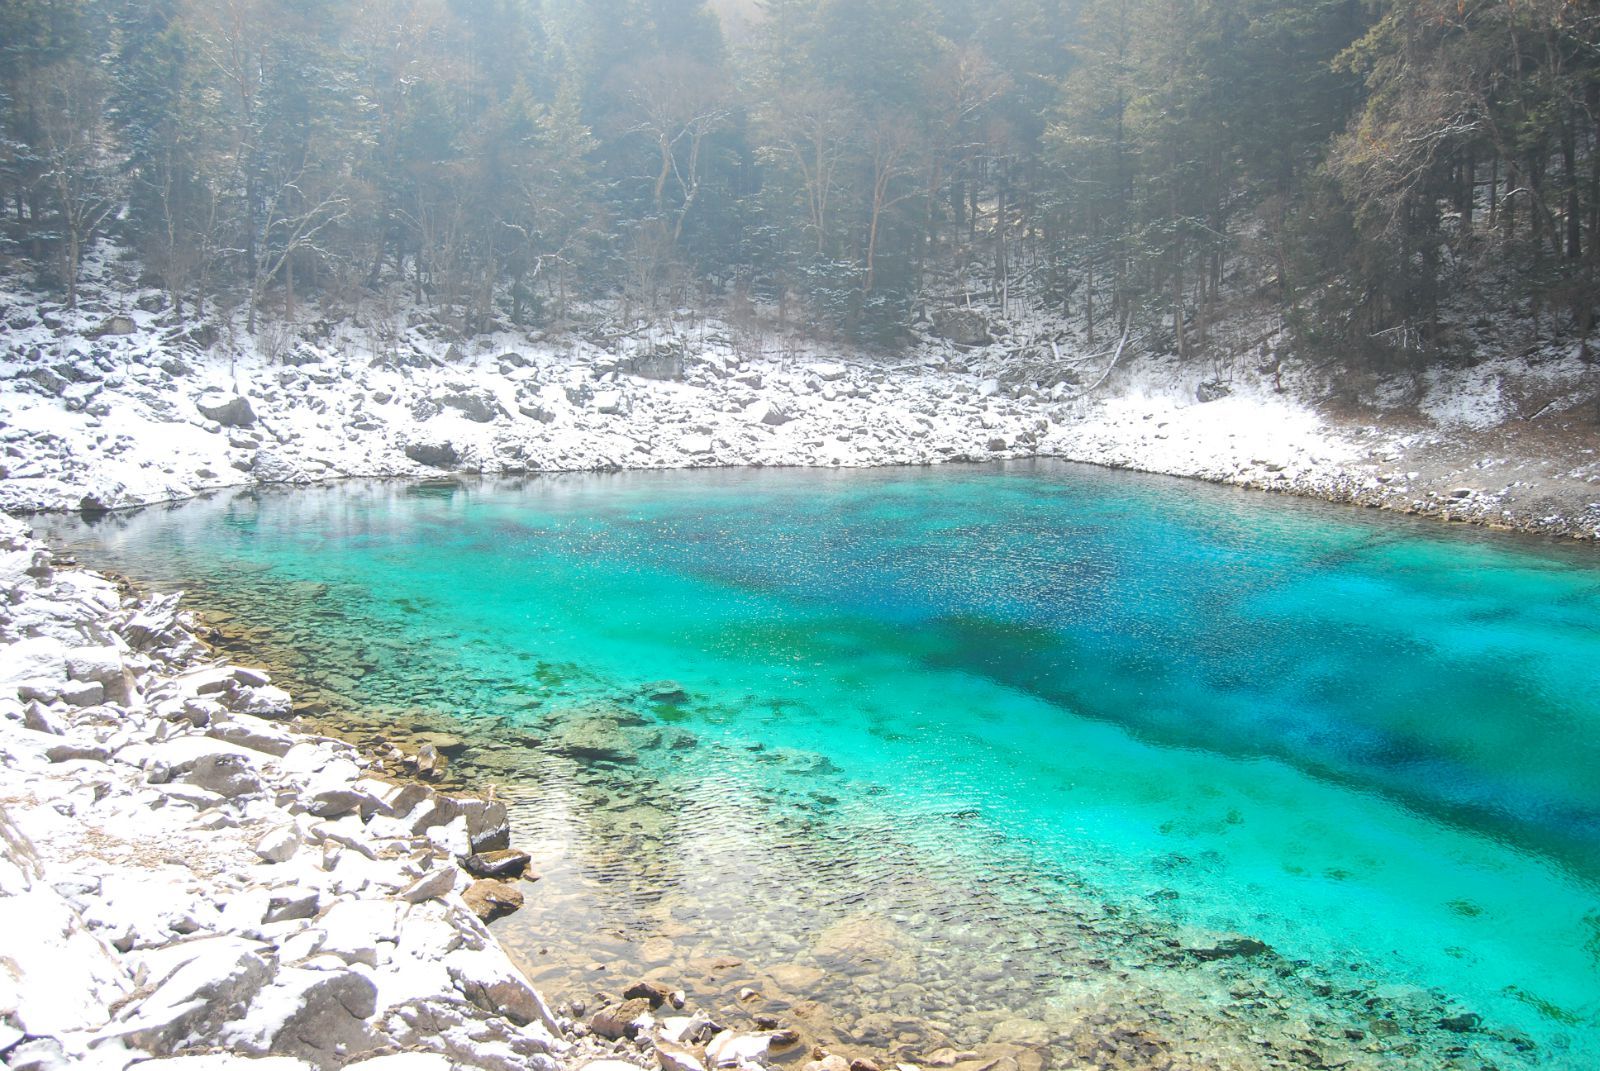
[[548, 716, 642, 764], [1189, 935, 1270, 961], [462, 878, 524, 922], [641, 681, 690, 704]]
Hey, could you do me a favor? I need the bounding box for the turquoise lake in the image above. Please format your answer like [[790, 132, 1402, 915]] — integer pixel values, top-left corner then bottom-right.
[[41, 463, 1600, 1069]]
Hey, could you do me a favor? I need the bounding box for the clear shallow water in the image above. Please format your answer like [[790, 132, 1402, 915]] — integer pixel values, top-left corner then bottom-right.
[[42, 463, 1600, 1069]]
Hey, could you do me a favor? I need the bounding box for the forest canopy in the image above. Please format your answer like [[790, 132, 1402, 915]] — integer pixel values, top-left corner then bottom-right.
[[1, 0, 1596, 361]]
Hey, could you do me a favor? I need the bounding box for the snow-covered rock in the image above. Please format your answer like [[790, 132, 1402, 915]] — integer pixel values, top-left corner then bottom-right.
[[195, 392, 257, 427], [0, 523, 570, 1071]]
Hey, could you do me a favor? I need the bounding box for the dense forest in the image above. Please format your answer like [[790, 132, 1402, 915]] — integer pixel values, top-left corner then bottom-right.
[[1, 0, 1597, 364]]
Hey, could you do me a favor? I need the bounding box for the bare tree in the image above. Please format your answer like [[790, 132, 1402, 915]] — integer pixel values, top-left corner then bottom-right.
[[760, 83, 857, 255], [862, 110, 923, 295], [247, 161, 350, 332], [924, 45, 1011, 250], [615, 55, 733, 252], [32, 60, 123, 309]]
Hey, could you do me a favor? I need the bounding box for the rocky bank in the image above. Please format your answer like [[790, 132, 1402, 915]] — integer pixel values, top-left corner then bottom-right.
[[1, 292, 1596, 539]]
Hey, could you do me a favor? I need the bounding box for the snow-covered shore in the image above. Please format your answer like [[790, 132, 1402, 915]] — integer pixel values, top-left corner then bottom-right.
[[0, 515, 790, 1071], [3, 293, 1596, 539]]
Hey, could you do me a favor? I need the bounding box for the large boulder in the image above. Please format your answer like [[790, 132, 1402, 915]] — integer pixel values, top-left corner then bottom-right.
[[90, 315, 137, 338], [445, 947, 559, 1031], [437, 390, 502, 424], [196, 392, 257, 427], [458, 798, 510, 854], [182, 753, 264, 799], [23, 367, 69, 397], [100, 940, 273, 1054], [252, 450, 302, 485], [932, 308, 991, 346], [627, 351, 685, 382], [221, 968, 380, 1069], [404, 441, 460, 469]]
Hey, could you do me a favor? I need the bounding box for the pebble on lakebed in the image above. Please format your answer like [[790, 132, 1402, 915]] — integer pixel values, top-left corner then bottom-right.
[[0, 514, 797, 1071]]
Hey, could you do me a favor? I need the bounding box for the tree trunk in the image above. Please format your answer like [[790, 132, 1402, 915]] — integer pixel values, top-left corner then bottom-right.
[[66, 232, 80, 310], [1562, 110, 1580, 259]]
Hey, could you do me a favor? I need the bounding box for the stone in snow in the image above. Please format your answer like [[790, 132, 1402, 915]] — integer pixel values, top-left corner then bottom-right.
[[220, 966, 379, 1069], [182, 752, 264, 798], [436, 389, 502, 423], [91, 314, 137, 337], [64, 644, 133, 704], [680, 434, 715, 456], [459, 797, 510, 854], [629, 351, 685, 381], [264, 888, 320, 925], [593, 389, 627, 415], [316, 898, 402, 968], [254, 826, 300, 864], [745, 400, 790, 426], [102, 943, 273, 1054], [400, 867, 457, 904], [195, 392, 257, 427], [446, 946, 561, 1031], [209, 715, 295, 756], [236, 684, 292, 719], [251, 450, 301, 485], [303, 784, 374, 819], [2, 636, 68, 693]]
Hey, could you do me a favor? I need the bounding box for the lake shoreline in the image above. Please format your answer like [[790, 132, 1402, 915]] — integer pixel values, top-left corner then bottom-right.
[[3, 303, 1597, 541], [7, 442, 1599, 544]]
